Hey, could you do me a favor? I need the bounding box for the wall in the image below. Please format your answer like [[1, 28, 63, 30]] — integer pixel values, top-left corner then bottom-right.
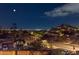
[[0, 50, 49, 55]]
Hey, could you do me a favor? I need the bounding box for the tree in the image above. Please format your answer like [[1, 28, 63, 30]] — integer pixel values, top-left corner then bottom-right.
[[28, 40, 42, 50], [14, 39, 25, 50], [10, 23, 17, 29]]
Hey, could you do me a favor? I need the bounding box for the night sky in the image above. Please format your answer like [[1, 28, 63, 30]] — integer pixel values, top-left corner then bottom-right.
[[0, 3, 79, 29]]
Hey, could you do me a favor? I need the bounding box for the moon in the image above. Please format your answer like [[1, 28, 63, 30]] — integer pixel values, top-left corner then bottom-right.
[[13, 9, 16, 12]]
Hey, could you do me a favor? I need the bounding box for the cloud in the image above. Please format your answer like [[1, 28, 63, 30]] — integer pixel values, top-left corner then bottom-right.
[[45, 3, 79, 17]]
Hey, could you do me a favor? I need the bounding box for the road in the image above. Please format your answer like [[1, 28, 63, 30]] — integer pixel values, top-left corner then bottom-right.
[[52, 42, 79, 51]]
